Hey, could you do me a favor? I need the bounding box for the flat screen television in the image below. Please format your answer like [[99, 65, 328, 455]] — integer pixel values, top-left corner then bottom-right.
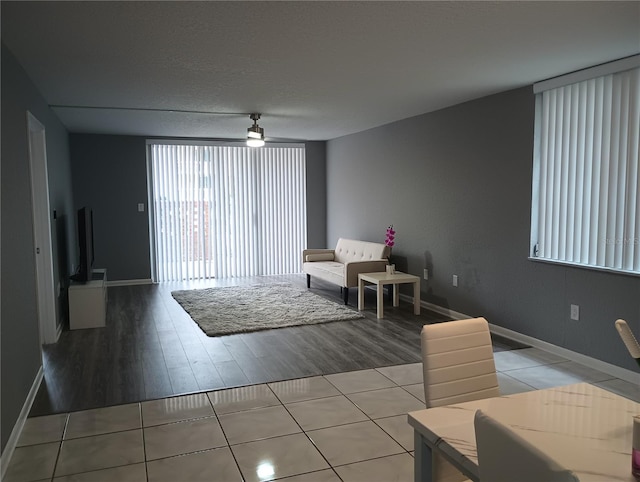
[[70, 207, 94, 283]]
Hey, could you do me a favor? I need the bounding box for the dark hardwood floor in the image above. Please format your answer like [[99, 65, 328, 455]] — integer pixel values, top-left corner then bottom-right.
[[30, 274, 520, 416]]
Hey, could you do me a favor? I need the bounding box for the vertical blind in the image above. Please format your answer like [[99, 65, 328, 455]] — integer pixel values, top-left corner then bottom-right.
[[531, 66, 639, 274], [150, 144, 307, 282]]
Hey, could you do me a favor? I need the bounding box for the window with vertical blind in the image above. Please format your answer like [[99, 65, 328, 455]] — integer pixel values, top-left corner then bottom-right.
[[530, 57, 639, 275], [148, 142, 306, 282]]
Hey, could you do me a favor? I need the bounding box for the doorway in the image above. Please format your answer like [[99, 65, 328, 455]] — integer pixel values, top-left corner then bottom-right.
[[27, 111, 58, 345]]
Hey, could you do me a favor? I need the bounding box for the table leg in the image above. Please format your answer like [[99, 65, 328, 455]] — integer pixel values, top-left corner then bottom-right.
[[413, 280, 420, 315], [376, 281, 384, 319], [358, 277, 364, 311], [414, 431, 434, 482], [393, 283, 399, 307]]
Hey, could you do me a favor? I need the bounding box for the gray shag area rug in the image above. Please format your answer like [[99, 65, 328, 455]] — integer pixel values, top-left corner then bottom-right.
[[171, 283, 364, 337]]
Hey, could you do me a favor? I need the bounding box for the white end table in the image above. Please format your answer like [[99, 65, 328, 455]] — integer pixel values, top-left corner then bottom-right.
[[358, 271, 420, 319]]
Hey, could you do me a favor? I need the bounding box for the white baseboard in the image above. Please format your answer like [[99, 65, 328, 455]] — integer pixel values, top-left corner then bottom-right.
[[401, 294, 640, 386], [488, 323, 640, 385], [420, 299, 471, 321], [106, 278, 153, 287], [1, 366, 43, 479]]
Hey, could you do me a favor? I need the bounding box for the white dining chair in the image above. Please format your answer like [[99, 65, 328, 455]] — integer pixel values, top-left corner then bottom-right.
[[421, 317, 500, 482], [474, 410, 580, 482]]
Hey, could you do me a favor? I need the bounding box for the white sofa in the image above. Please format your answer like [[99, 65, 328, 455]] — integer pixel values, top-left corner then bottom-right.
[[303, 238, 390, 305]]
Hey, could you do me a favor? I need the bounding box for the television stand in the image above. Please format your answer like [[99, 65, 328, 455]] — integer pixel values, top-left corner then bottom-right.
[[69, 268, 107, 330]]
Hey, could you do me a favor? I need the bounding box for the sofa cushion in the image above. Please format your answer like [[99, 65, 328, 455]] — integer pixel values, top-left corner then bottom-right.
[[303, 261, 345, 287], [334, 238, 389, 264], [306, 253, 335, 262]]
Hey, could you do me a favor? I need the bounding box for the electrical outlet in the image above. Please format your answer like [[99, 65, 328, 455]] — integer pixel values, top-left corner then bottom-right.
[[423, 268, 429, 280], [452, 274, 458, 287], [570, 304, 580, 321], [137, 203, 145, 212]]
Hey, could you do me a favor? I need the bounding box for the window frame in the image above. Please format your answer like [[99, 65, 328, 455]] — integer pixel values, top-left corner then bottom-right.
[[529, 56, 640, 277]]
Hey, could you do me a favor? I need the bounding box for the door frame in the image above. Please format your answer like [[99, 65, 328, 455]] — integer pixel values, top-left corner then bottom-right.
[[27, 111, 58, 345]]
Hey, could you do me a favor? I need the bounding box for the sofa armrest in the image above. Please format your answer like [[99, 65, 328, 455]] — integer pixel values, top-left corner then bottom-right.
[[344, 259, 389, 287], [302, 249, 335, 265]]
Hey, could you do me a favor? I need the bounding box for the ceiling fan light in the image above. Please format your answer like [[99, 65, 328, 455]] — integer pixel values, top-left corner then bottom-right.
[[247, 126, 264, 139], [247, 138, 265, 147], [246, 113, 265, 147]]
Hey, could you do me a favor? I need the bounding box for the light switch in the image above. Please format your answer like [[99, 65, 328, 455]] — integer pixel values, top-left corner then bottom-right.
[[137, 203, 145, 212], [570, 304, 580, 321]]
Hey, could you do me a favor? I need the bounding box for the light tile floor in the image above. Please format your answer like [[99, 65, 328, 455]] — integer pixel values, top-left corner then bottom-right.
[[6, 347, 640, 482]]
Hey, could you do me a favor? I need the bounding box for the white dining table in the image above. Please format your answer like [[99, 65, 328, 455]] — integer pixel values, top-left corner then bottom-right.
[[408, 383, 640, 482]]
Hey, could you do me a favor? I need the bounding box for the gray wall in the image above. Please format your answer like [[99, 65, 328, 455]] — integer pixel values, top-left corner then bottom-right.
[[326, 86, 640, 372], [304, 141, 327, 248], [70, 135, 151, 281], [70, 136, 327, 281], [1, 43, 73, 453]]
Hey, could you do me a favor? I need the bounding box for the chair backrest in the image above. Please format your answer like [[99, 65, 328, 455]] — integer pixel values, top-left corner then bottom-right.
[[421, 317, 499, 408], [333, 238, 389, 264], [474, 410, 580, 482]]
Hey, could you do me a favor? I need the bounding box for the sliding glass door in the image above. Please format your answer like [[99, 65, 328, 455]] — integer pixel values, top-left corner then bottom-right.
[[149, 143, 306, 282]]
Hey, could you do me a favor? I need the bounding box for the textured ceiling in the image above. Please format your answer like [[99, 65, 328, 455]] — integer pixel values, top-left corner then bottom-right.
[[2, 1, 639, 141]]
